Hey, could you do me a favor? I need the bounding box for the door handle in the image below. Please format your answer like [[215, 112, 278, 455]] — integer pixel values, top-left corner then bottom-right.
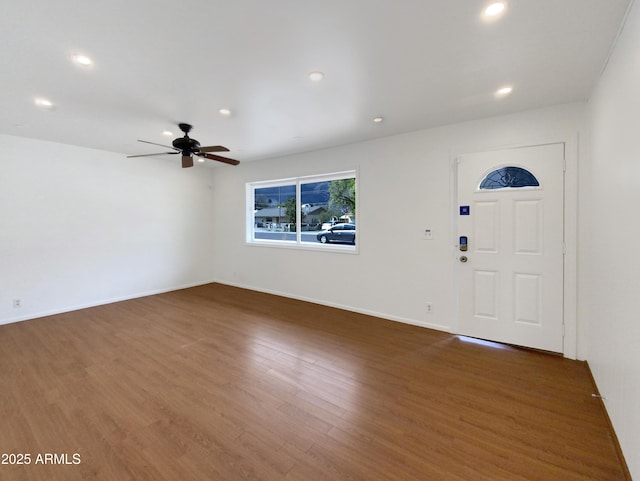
[[459, 255, 468, 263]]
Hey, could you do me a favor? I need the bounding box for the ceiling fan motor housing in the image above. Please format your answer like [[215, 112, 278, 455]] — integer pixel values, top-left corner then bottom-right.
[[172, 137, 200, 153]]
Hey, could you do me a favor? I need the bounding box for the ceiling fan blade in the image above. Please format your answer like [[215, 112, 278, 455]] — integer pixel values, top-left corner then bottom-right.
[[182, 155, 194, 168], [200, 152, 240, 166], [127, 151, 178, 158], [198, 145, 230, 153], [137, 139, 179, 150]]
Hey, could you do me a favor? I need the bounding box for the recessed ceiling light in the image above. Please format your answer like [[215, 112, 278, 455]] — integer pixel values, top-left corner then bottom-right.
[[162, 131, 173, 136], [484, 2, 506, 17], [218, 108, 232, 116], [197, 157, 205, 163], [308, 71, 325, 82], [71, 53, 92, 66], [495, 86, 513, 96], [373, 117, 384, 123], [34, 97, 54, 109]]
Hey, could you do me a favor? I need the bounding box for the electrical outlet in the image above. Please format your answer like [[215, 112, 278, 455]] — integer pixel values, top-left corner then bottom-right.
[[13, 299, 21, 308], [426, 302, 433, 313]]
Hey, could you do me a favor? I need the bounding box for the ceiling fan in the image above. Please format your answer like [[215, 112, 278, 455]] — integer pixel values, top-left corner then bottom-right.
[[127, 123, 239, 168]]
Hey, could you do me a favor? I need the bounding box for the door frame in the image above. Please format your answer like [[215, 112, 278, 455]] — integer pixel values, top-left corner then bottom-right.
[[450, 135, 579, 359]]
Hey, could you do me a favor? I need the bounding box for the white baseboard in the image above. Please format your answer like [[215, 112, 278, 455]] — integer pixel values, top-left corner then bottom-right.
[[214, 279, 452, 333], [0, 279, 217, 326], [2, 279, 452, 335]]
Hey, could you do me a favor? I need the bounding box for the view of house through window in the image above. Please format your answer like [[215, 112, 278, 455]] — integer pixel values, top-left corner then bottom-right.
[[248, 171, 357, 248]]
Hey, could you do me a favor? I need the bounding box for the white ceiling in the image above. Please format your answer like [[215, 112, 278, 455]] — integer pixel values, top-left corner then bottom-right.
[[0, 0, 631, 163]]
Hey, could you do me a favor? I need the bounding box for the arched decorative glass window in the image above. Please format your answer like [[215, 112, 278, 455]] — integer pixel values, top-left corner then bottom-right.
[[479, 166, 540, 190]]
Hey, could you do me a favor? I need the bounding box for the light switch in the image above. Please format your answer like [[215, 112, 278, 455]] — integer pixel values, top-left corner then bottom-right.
[[423, 228, 433, 240]]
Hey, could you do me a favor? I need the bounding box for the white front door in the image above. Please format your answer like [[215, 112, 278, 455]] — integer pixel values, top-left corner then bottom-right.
[[456, 143, 565, 352]]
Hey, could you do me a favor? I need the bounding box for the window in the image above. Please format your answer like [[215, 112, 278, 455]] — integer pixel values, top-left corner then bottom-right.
[[247, 171, 357, 249], [479, 166, 540, 190]]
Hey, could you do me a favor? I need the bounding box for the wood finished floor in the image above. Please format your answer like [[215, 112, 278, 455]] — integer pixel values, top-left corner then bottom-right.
[[0, 283, 628, 481]]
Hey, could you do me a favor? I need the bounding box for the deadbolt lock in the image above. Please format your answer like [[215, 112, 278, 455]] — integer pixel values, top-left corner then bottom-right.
[[459, 255, 468, 263]]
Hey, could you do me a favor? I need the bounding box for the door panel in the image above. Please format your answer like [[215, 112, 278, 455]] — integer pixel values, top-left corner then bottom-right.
[[457, 143, 564, 352], [514, 273, 541, 325], [474, 270, 500, 319], [514, 200, 542, 254], [475, 201, 499, 252]]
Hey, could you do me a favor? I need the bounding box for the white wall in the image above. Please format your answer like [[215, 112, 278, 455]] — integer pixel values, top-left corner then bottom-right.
[[0, 135, 216, 324], [582, 1, 640, 478], [212, 102, 584, 342]]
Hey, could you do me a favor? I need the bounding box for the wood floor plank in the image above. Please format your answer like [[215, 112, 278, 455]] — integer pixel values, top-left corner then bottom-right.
[[0, 283, 629, 480]]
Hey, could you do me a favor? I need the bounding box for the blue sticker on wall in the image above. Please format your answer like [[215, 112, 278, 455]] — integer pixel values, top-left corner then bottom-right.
[[460, 205, 470, 216]]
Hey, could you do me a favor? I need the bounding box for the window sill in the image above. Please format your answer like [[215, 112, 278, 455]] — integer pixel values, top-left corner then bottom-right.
[[245, 240, 359, 254]]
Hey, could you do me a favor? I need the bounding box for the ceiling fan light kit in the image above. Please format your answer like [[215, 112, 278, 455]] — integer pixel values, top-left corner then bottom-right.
[[127, 123, 240, 168]]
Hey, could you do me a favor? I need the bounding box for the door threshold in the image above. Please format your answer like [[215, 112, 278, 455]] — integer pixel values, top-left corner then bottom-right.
[[456, 335, 563, 357]]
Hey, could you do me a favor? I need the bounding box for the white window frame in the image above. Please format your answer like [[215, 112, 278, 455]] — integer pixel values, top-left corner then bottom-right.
[[246, 170, 357, 252]]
